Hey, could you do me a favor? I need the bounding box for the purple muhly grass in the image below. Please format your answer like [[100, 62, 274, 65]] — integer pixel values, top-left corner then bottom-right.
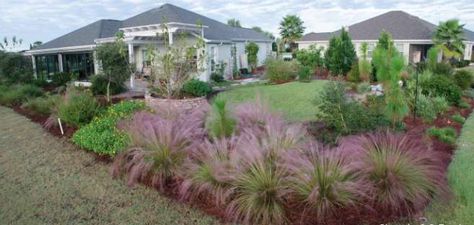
[[282, 141, 366, 220], [339, 131, 447, 215], [112, 106, 207, 189], [179, 138, 237, 205], [234, 100, 281, 135]]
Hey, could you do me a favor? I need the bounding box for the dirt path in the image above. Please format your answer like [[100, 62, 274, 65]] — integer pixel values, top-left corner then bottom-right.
[[0, 106, 217, 225]]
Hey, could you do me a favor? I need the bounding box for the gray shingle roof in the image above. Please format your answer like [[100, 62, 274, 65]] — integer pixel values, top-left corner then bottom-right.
[[34, 20, 122, 50], [300, 11, 474, 42], [34, 4, 271, 51]]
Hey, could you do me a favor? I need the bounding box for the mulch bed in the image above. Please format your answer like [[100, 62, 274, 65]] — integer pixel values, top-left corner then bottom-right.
[[5, 89, 474, 225]]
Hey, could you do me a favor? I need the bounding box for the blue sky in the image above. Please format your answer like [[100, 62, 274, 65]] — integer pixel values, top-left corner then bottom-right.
[[1, 0, 474, 50]]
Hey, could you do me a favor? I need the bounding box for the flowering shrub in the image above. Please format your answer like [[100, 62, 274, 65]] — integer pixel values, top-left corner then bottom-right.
[[72, 100, 145, 156]]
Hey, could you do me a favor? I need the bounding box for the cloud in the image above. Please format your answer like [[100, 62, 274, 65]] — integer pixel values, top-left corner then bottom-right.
[[0, 0, 473, 51]]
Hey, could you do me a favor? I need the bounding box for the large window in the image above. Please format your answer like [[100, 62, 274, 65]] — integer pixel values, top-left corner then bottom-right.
[[62, 52, 94, 80], [35, 55, 59, 80]]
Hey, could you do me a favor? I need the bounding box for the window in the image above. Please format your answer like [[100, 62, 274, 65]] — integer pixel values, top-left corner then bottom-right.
[[367, 43, 375, 58], [35, 55, 59, 80], [62, 52, 94, 80], [395, 43, 404, 54]]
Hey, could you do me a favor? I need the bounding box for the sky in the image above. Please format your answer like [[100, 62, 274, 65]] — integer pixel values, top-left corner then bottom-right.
[[1, 0, 474, 51]]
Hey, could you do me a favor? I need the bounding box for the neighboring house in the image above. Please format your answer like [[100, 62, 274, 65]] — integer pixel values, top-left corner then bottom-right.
[[24, 3, 273, 84], [297, 11, 474, 64]]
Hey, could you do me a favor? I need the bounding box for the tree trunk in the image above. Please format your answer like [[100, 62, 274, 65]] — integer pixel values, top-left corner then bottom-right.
[[106, 80, 111, 103]]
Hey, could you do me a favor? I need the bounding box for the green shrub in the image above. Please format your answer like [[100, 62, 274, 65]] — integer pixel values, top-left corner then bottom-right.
[[182, 79, 212, 97], [90, 74, 127, 96], [206, 99, 236, 138], [452, 59, 471, 68], [459, 100, 470, 109], [315, 82, 389, 142], [57, 88, 101, 127], [453, 70, 473, 90], [451, 114, 465, 124], [210, 72, 224, 83], [51, 72, 76, 87], [415, 94, 437, 122], [295, 46, 323, 68], [265, 58, 298, 84], [422, 75, 462, 105], [0, 84, 43, 106], [347, 62, 360, 82], [432, 63, 453, 76], [22, 94, 60, 115], [298, 66, 312, 82], [73, 100, 145, 156], [356, 82, 371, 93], [432, 96, 450, 114], [427, 127, 457, 145]]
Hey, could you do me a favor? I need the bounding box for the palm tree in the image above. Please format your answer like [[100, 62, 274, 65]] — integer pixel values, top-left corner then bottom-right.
[[227, 18, 242, 28], [279, 15, 305, 52], [433, 19, 466, 60], [0, 36, 23, 51]]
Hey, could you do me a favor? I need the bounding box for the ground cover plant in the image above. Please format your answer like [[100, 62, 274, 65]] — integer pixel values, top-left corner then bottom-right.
[[72, 100, 145, 156]]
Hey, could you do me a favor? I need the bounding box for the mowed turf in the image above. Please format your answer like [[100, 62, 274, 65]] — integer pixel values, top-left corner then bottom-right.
[[426, 111, 474, 225], [0, 106, 217, 225], [216, 80, 327, 121]]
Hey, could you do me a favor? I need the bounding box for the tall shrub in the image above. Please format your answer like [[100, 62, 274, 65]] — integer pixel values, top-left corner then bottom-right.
[[359, 42, 372, 81], [245, 42, 259, 70], [265, 58, 298, 84], [324, 28, 356, 76]]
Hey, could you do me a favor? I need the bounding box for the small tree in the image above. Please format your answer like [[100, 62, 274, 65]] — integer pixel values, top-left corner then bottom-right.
[[295, 45, 323, 68], [324, 37, 339, 74], [279, 15, 305, 52], [227, 18, 242, 28], [324, 28, 356, 76], [149, 24, 206, 98], [433, 19, 466, 61], [358, 42, 372, 81], [96, 32, 132, 102], [372, 32, 408, 127], [245, 42, 259, 71]]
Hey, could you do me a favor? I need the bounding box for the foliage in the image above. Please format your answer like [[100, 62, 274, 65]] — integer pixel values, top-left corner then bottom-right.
[[96, 32, 132, 101], [21, 94, 60, 115], [265, 58, 298, 84], [427, 127, 457, 145], [57, 87, 101, 127], [0, 84, 43, 106], [359, 59, 372, 82], [206, 99, 236, 138], [315, 82, 389, 141], [453, 69, 473, 90], [415, 94, 437, 122], [51, 72, 76, 87], [324, 29, 356, 76], [452, 59, 471, 68], [341, 132, 445, 214], [90, 74, 127, 95], [452, 114, 466, 124], [251, 26, 275, 40], [149, 24, 206, 98], [357, 82, 371, 93], [112, 107, 206, 189], [0, 51, 34, 84], [427, 47, 440, 71], [372, 32, 408, 126], [284, 146, 364, 219], [459, 100, 470, 109], [432, 96, 450, 114], [295, 45, 323, 68], [72, 100, 145, 156], [279, 15, 305, 52], [181, 79, 212, 97], [421, 75, 462, 105], [245, 42, 259, 70], [298, 65, 312, 82], [227, 18, 242, 27], [210, 62, 226, 83], [347, 62, 360, 82], [432, 62, 453, 76], [433, 19, 466, 60]]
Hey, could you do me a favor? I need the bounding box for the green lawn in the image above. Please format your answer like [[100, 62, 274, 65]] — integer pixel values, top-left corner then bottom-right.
[[216, 80, 327, 121], [426, 112, 474, 224]]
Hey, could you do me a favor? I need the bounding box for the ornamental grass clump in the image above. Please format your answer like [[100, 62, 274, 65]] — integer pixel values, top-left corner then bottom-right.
[[112, 106, 207, 189], [283, 142, 366, 219], [206, 99, 236, 138], [340, 131, 446, 214]]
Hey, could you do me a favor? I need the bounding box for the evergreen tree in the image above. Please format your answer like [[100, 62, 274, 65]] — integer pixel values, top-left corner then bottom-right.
[[336, 28, 356, 75]]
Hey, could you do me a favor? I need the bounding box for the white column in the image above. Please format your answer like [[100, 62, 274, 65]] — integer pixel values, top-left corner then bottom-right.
[[168, 31, 173, 45], [93, 51, 100, 75], [58, 53, 63, 72], [128, 43, 135, 88], [31, 56, 37, 79]]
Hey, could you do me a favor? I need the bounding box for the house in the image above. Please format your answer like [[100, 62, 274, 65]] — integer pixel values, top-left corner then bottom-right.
[[24, 3, 273, 85], [296, 11, 474, 63]]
